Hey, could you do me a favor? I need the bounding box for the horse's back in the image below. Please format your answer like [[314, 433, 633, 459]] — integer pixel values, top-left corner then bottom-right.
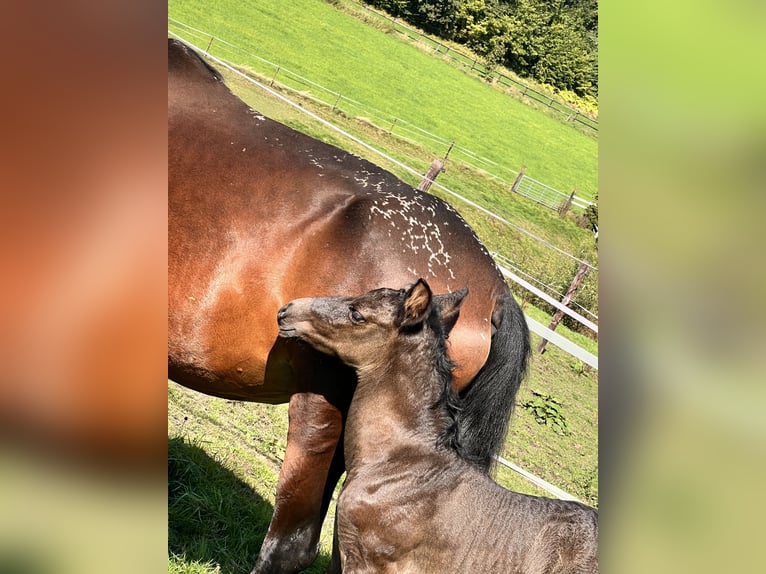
[[168, 40, 509, 399]]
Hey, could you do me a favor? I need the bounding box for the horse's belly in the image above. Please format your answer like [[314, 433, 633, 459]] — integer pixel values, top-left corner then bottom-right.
[[168, 286, 295, 403]]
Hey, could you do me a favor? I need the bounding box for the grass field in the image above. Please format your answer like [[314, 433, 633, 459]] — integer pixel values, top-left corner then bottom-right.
[[168, 2, 598, 572], [167, 0, 597, 204]]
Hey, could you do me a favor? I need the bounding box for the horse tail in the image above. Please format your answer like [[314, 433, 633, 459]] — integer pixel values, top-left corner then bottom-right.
[[458, 291, 530, 472]]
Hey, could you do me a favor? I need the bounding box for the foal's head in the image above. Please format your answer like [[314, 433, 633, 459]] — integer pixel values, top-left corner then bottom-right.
[[277, 279, 467, 372]]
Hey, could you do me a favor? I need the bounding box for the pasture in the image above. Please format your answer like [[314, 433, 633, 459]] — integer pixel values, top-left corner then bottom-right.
[[168, 2, 598, 572], [167, 0, 597, 203]]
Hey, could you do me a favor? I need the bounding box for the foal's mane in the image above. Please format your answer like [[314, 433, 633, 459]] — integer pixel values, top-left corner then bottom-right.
[[421, 302, 485, 468]]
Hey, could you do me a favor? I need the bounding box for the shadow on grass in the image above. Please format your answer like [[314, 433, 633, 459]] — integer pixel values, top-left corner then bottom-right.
[[168, 436, 274, 574]]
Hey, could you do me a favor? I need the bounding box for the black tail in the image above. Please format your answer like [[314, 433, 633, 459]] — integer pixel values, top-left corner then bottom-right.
[[457, 292, 530, 472]]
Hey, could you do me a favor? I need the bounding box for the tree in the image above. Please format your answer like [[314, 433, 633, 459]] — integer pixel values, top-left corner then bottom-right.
[[502, 0, 597, 96], [416, 0, 464, 39]]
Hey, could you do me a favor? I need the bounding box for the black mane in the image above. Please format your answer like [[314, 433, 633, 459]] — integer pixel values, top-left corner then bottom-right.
[[424, 305, 486, 468]]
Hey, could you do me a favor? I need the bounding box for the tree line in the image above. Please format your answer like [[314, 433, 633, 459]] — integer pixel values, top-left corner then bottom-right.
[[361, 0, 598, 101]]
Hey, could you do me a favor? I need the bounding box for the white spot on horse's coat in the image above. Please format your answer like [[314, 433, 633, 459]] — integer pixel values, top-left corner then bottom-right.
[[366, 190, 456, 280], [248, 108, 266, 121], [242, 148, 246, 152]]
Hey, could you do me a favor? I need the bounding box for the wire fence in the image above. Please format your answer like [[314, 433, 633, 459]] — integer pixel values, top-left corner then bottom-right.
[[511, 174, 591, 213], [493, 253, 598, 322], [168, 18, 595, 214]]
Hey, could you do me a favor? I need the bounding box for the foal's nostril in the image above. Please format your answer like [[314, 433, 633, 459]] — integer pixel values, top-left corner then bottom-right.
[[278, 301, 295, 322]]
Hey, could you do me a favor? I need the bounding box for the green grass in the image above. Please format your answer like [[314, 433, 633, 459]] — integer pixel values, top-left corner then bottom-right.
[[168, 0, 597, 203], [169, 386, 336, 574]]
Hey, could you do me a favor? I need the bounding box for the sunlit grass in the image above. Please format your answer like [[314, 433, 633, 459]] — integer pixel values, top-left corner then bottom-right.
[[168, 0, 597, 202]]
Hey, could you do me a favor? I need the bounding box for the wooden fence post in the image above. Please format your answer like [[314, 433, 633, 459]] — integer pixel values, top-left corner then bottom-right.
[[443, 141, 455, 160], [417, 159, 445, 192], [558, 188, 576, 216], [538, 261, 590, 354], [511, 166, 527, 193]]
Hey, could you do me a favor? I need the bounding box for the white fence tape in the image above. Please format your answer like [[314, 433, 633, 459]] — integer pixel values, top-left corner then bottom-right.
[[494, 455, 583, 502], [524, 316, 598, 370], [498, 264, 598, 333]]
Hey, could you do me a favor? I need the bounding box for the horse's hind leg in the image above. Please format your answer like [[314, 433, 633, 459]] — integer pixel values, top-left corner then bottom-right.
[[250, 391, 344, 574]]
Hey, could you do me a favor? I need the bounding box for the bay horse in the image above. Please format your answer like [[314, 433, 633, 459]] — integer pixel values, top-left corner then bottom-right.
[[277, 280, 598, 573], [168, 38, 529, 573]]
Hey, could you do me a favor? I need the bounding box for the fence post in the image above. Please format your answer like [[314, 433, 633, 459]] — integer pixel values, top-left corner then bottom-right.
[[270, 66, 281, 87], [511, 166, 527, 193], [558, 188, 576, 216], [205, 36, 215, 55], [388, 117, 398, 134], [443, 141, 455, 160], [537, 262, 590, 354], [332, 92, 342, 112], [417, 159, 445, 193]]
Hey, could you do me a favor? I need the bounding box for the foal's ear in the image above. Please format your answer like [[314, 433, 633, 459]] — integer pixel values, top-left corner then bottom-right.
[[435, 287, 468, 336], [401, 279, 433, 327]]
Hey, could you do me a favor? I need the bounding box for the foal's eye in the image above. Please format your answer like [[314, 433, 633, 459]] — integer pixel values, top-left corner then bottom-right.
[[349, 308, 365, 324]]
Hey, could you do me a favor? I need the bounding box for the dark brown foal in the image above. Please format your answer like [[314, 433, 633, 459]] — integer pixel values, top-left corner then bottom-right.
[[278, 280, 598, 573]]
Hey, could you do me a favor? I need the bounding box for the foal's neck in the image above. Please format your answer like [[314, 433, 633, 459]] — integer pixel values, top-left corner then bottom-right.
[[347, 331, 451, 465]]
